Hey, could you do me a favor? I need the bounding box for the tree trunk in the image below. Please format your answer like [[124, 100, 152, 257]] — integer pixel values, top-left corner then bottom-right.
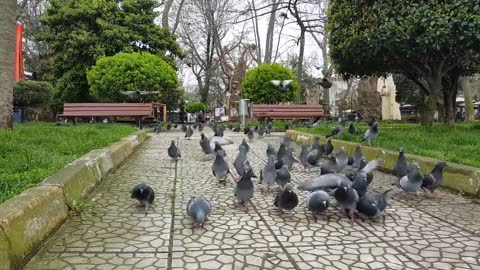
[[442, 68, 459, 125], [263, 0, 278, 63], [297, 28, 305, 101], [461, 76, 475, 122], [250, 0, 262, 63], [0, 0, 16, 129], [162, 0, 175, 29]]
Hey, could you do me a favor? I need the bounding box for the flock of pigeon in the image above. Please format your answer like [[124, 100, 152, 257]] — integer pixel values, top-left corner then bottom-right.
[[131, 120, 448, 231]]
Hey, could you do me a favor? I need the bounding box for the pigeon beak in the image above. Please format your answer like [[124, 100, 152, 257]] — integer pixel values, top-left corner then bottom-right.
[[323, 201, 327, 207], [343, 187, 348, 192]]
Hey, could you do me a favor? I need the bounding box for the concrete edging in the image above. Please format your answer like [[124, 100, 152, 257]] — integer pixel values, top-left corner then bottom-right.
[[285, 130, 480, 197], [0, 130, 148, 270]]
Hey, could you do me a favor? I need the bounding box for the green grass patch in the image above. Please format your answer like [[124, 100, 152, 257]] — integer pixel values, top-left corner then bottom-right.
[[0, 122, 138, 204], [296, 121, 480, 168]]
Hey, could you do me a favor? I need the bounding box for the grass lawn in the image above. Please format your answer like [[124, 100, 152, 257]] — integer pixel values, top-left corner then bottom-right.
[[0, 122, 138, 204], [296, 121, 480, 168]]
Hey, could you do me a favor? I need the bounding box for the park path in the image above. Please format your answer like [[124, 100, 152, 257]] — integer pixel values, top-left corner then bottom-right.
[[26, 128, 480, 270]]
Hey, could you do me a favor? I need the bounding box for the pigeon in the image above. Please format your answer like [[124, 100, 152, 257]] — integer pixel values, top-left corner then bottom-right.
[[324, 155, 338, 174], [266, 144, 276, 158], [299, 144, 311, 171], [214, 125, 224, 137], [198, 124, 204, 132], [185, 126, 193, 139], [234, 145, 248, 178], [334, 185, 359, 223], [208, 136, 234, 152], [326, 120, 345, 138], [233, 126, 240, 132], [199, 133, 213, 155], [257, 125, 265, 137], [275, 164, 291, 188], [398, 162, 423, 195], [228, 124, 233, 130], [306, 190, 330, 222], [154, 124, 161, 133], [247, 129, 254, 141], [356, 189, 392, 223], [270, 79, 293, 91], [166, 123, 172, 130], [310, 119, 322, 128], [240, 139, 250, 153], [168, 140, 181, 160], [212, 150, 230, 184], [187, 196, 211, 229], [351, 158, 381, 198], [324, 139, 334, 157], [261, 156, 277, 193], [243, 126, 250, 135], [307, 144, 324, 167], [311, 136, 321, 150], [421, 162, 447, 198], [277, 143, 287, 159], [233, 160, 255, 212], [336, 146, 348, 173], [214, 142, 226, 157], [298, 173, 351, 192], [393, 148, 408, 178], [367, 118, 376, 127], [181, 124, 187, 132], [348, 122, 358, 134], [266, 122, 273, 136], [131, 183, 155, 216], [254, 126, 258, 132], [351, 144, 363, 168], [192, 124, 198, 130], [274, 183, 299, 221], [361, 122, 379, 146], [173, 123, 178, 129], [283, 136, 292, 148], [281, 148, 294, 170]]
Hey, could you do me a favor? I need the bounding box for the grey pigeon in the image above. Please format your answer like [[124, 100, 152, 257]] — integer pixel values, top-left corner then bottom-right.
[[187, 196, 211, 229], [393, 148, 408, 178], [324, 139, 334, 157], [233, 126, 240, 132], [277, 143, 287, 159], [166, 123, 171, 130], [274, 183, 299, 221], [361, 122, 379, 146], [399, 162, 423, 195], [266, 144, 276, 158], [299, 144, 311, 171], [198, 124, 204, 132], [181, 124, 187, 132], [336, 146, 348, 173], [356, 189, 392, 223], [298, 173, 351, 192], [281, 148, 294, 170], [233, 160, 255, 213], [199, 133, 213, 155], [421, 162, 447, 198], [247, 129, 254, 141], [326, 120, 345, 138], [283, 136, 292, 148], [266, 122, 273, 136], [243, 126, 250, 135], [168, 140, 181, 160], [351, 144, 363, 168], [324, 155, 338, 174], [307, 145, 324, 167], [351, 158, 381, 198], [257, 125, 265, 137], [214, 125, 224, 137], [334, 185, 359, 223], [208, 136, 234, 151], [234, 145, 248, 178], [212, 150, 230, 184], [306, 190, 330, 222], [311, 136, 321, 150], [131, 183, 155, 216], [311, 119, 322, 128], [262, 156, 277, 193], [348, 122, 358, 134], [173, 123, 178, 129], [154, 124, 161, 133], [185, 126, 193, 139], [240, 139, 250, 153], [275, 164, 291, 188]]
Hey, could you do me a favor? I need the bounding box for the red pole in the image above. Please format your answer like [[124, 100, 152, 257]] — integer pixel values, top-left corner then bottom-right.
[[14, 24, 25, 81]]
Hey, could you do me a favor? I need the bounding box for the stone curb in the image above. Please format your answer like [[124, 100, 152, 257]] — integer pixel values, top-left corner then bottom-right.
[[0, 130, 149, 270], [286, 130, 480, 197]]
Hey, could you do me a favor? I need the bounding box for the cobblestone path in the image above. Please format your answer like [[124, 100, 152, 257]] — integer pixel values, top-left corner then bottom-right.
[[26, 129, 480, 269]]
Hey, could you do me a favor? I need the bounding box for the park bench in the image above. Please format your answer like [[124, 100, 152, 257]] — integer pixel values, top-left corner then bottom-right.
[[251, 104, 330, 120], [57, 103, 167, 128]]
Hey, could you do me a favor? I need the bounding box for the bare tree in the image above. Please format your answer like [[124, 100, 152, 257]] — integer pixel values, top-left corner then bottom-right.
[[0, 0, 16, 129]]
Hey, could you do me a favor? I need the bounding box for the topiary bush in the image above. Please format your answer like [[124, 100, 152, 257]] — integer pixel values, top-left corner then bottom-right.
[[185, 102, 207, 113], [13, 80, 53, 107], [242, 63, 299, 104], [87, 52, 178, 102]]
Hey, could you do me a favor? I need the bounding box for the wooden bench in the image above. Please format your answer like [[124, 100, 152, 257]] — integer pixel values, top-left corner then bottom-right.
[[57, 103, 167, 128], [251, 104, 330, 120]]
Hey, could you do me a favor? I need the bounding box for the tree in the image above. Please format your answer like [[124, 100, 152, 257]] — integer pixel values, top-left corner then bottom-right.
[[0, 0, 16, 129], [13, 80, 52, 107], [328, 0, 480, 125], [39, 0, 183, 106], [242, 63, 299, 104], [185, 101, 207, 113], [87, 52, 178, 102]]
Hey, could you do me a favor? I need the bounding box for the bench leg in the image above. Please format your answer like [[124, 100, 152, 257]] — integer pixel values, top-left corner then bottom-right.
[[137, 118, 143, 129]]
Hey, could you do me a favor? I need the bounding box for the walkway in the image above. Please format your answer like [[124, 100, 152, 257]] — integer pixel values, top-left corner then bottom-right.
[[26, 129, 480, 269]]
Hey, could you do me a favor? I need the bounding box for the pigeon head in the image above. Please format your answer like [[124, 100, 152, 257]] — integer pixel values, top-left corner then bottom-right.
[[171, 140, 175, 145], [399, 147, 404, 152], [201, 133, 206, 139], [284, 183, 293, 192], [215, 149, 224, 157], [322, 200, 329, 207]]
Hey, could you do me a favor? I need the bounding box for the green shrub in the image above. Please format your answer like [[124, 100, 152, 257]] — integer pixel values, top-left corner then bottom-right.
[[13, 80, 53, 107], [87, 52, 178, 102], [185, 102, 207, 113], [242, 63, 299, 104]]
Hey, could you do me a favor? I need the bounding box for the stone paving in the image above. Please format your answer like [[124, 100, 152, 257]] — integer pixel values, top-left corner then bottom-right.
[[25, 128, 480, 270]]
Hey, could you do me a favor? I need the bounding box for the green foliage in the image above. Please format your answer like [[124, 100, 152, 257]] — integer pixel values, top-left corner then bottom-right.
[[69, 200, 96, 220], [87, 52, 178, 102], [161, 87, 184, 111], [242, 63, 299, 104], [39, 0, 183, 106], [13, 80, 53, 107], [328, 0, 480, 76], [296, 121, 480, 168], [393, 74, 426, 106], [0, 123, 137, 204], [185, 102, 207, 113]]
